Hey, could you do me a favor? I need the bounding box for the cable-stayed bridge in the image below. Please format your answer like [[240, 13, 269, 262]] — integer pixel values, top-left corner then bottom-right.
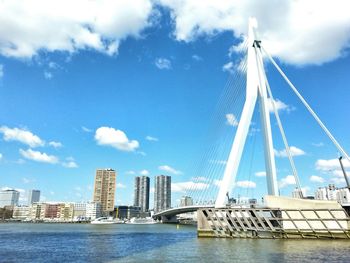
[[153, 18, 350, 235]]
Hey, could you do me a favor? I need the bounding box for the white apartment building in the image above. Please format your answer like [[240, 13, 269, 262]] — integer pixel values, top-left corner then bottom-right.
[[86, 202, 102, 220]]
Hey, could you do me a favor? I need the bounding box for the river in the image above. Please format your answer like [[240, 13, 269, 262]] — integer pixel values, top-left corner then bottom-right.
[[0, 223, 349, 262]]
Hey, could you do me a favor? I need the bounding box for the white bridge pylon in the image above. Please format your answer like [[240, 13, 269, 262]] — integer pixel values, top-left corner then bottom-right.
[[215, 18, 278, 208]]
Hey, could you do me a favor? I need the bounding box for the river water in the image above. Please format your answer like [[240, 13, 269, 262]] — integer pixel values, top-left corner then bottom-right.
[[0, 223, 349, 262]]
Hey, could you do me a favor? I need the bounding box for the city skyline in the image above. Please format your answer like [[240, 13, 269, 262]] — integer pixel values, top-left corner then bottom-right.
[[0, 2, 350, 206]]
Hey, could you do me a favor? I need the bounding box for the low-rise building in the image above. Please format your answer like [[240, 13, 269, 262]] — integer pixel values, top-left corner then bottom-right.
[[86, 202, 102, 220], [12, 206, 30, 220], [73, 203, 87, 219], [58, 203, 74, 221]]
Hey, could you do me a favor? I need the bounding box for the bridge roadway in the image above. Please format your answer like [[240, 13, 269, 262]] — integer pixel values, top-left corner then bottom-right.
[[153, 205, 213, 222]]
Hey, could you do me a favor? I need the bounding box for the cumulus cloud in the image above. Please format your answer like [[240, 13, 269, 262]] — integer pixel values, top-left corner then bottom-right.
[[44, 71, 53, 80], [310, 175, 325, 183], [158, 165, 182, 175], [315, 158, 350, 171], [236, 180, 256, 188], [279, 175, 296, 188], [267, 98, 294, 113], [255, 171, 266, 177], [146, 135, 159, 142], [225, 113, 238, 127], [116, 183, 126, 189], [172, 181, 209, 192], [19, 148, 58, 164], [125, 170, 136, 175], [95, 126, 139, 152], [192, 54, 203, 61], [62, 160, 78, 168], [222, 61, 234, 73], [0, 0, 155, 58], [274, 146, 306, 158], [140, 169, 150, 176], [0, 153, 2, 160], [0, 126, 44, 147], [49, 141, 63, 148], [155, 58, 172, 69], [159, 0, 350, 65]]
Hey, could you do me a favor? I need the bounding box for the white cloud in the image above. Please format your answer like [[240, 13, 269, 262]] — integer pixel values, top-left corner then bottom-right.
[[116, 183, 126, 189], [158, 165, 182, 175], [312, 142, 324, 147], [49, 141, 63, 148], [155, 58, 172, 69], [315, 158, 350, 171], [225, 113, 238, 127], [279, 175, 296, 188], [0, 0, 154, 58], [310, 175, 325, 183], [0, 153, 2, 160], [222, 61, 234, 73], [0, 64, 3, 78], [236, 180, 256, 188], [95, 126, 139, 152], [44, 71, 53, 79], [140, 169, 150, 176], [213, 179, 223, 188], [255, 171, 266, 177], [125, 170, 136, 175], [19, 148, 58, 164], [0, 126, 44, 147], [22, 177, 35, 184], [160, 0, 350, 65], [267, 98, 294, 113], [172, 181, 209, 192], [146, 135, 159, 142], [192, 54, 203, 61], [82, 126, 93, 133], [274, 146, 306, 158], [136, 151, 147, 156], [62, 161, 78, 168]]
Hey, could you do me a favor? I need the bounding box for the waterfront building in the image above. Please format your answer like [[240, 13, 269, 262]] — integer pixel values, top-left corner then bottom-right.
[[180, 196, 193, 207], [29, 203, 43, 220], [86, 202, 102, 220], [57, 203, 74, 221], [315, 184, 338, 201], [73, 203, 87, 219], [93, 168, 116, 215], [154, 175, 171, 213], [0, 189, 20, 208], [41, 203, 59, 219], [12, 206, 30, 220], [134, 176, 150, 212], [337, 188, 350, 204], [292, 188, 303, 199], [116, 205, 141, 219], [28, 190, 40, 205]]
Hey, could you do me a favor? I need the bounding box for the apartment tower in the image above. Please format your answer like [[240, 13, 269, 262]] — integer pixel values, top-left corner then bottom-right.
[[154, 175, 171, 213], [93, 168, 116, 214], [134, 176, 150, 212]]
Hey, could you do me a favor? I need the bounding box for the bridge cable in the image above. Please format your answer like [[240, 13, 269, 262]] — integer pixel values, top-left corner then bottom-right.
[[261, 46, 350, 163]]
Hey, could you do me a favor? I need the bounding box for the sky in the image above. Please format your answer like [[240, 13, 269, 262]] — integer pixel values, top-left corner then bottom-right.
[[0, 0, 350, 207]]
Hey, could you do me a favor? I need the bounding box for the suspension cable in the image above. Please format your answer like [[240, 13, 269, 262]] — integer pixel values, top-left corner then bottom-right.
[[261, 46, 350, 163]]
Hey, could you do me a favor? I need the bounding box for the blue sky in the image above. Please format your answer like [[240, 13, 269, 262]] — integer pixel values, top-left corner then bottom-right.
[[0, 1, 349, 206]]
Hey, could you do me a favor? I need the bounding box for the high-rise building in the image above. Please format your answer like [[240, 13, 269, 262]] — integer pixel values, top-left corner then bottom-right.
[[28, 190, 40, 205], [180, 196, 193, 207], [154, 175, 171, 213], [0, 189, 20, 208], [93, 168, 116, 214], [134, 176, 150, 212]]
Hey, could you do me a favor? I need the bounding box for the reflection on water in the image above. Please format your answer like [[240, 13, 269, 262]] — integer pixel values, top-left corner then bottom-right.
[[0, 223, 349, 262]]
